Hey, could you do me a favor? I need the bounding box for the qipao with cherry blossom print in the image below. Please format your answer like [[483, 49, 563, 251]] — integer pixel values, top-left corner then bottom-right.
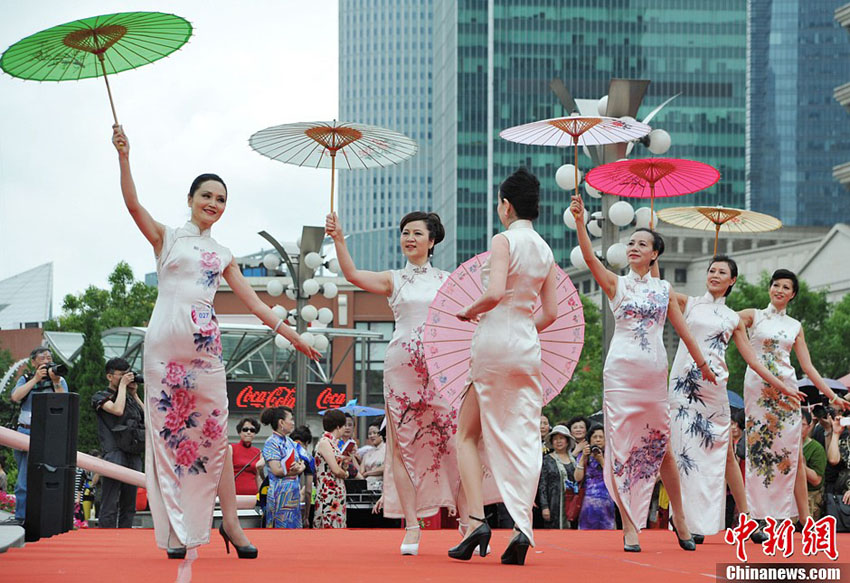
[[143, 221, 232, 549], [743, 305, 802, 521], [382, 261, 461, 519], [602, 270, 671, 532]]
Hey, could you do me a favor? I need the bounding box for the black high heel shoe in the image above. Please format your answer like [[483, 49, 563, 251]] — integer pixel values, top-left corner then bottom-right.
[[448, 515, 491, 560], [166, 547, 187, 560], [671, 521, 697, 551], [501, 529, 531, 565], [623, 535, 641, 553], [219, 524, 258, 559], [692, 534, 705, 545]]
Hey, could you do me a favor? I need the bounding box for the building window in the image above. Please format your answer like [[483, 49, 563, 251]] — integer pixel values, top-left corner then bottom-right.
[[674, 268, 687, 284], [354, 321, 394, 407]]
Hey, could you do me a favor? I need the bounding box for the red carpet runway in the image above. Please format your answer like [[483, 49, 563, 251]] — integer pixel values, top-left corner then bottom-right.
[[2, 528, 847, 583]]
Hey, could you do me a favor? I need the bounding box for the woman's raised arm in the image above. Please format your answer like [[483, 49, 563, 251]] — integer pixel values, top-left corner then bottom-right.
[[112, 124, 165, 255], [325, 212, 392, 296], [570, 195, 618, 299]]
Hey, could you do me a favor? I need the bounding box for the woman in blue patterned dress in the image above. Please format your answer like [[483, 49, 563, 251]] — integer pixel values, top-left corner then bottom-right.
[[574, 425, 616, 530], [260, 407, 305, 528], [571, 194, 715, 552], [112, 125, 320, 558]]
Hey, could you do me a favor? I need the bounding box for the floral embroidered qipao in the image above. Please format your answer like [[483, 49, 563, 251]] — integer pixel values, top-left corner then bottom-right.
[[668, 292, 739, 536], [383, 261, 461, 518], [743, 305, 801, 520], [262, 432, 301, 529], [603, 270, 671, 531], [144, 222, 231, 549], [313, 432, 346, 528]]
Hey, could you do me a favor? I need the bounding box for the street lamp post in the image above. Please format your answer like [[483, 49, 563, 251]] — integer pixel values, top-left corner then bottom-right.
[[258, 226, 327, 426]]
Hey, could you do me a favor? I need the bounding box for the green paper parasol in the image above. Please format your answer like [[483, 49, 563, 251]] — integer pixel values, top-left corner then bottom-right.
[[1, 11, 192, 123]]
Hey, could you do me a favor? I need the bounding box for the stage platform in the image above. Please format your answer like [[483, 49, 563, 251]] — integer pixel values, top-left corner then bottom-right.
[[2, 527, 846, 583]]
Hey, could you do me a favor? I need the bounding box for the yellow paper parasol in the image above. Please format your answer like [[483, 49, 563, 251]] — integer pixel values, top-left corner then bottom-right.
[[656, 205, 782, 255]]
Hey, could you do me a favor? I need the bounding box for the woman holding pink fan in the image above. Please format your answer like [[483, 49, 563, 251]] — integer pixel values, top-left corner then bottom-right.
[[325, 210, 465, 556], [449, 168, 559, 566]]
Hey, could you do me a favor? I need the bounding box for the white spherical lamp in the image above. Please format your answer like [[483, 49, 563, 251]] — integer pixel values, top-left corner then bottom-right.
[[286, 310, 298, 326], [620, 115, 636, 125], [285, 285, 297, 301], [271, 305, 287, 320], [570, 246, 587, 269], [555, 164, 582, 191], [304, 252, 323, 270], [327, 258, 341, 274], [300, 332, 315, 347], [303, 278, 320, 296], [597, 95, 609, 116], [587, 218, 603, 238], [274, 334, 291, 350], [563, 207, 588, 230], [300, 305, 319, 322], [585, 183, 602, 199], [648, 129, 672, 155], [322, 282, 339, 299], [634, 207, 658, 229], [313, 334, 330, 352], [608, 201, 635, 227], [317, 307, 334, 325], [606, 243, 628, 269], [266, 279, 284, 297], [262, 254, 280, 271], [295, 235, 302, 250]]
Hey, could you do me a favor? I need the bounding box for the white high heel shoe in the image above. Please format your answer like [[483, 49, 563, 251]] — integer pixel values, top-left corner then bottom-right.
[[400, 525, 420, 556]]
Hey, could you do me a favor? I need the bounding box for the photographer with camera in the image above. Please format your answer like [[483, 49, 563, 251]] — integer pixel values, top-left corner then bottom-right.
[[92, 358, 145, 528], [8, 347, 68, 525], [573, 425, 616, 530]]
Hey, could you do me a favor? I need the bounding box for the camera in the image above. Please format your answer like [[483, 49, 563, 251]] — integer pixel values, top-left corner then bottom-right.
[[131, 371, 144, 385], [45, 362, 68, 376], [590, 445, 602, 454]]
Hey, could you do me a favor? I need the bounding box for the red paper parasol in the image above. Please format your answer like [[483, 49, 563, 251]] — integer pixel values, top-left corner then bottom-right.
[[585, 158, 720, 228], [422, 252, 585, 407]]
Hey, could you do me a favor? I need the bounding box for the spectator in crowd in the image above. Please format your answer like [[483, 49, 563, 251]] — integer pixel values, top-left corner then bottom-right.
[[290, 425, 315, 528], [340, 413, 361, 478], [231, 417, 264, 496], [801, 409, 826, 519], [539, 415, 551, 456], [360, 422, 386, 479], [260, 407, 305, 528], [92, 357, 145, 529], [574, 425, 616, 530], [314, 409, 349, 528], [8, 347, 68, 525], [827, 413, 850, 502], [566, 415, 590, 459], [727, 410, 746, 526], [76, 450, 101, 521], [811, 405, 841, 495], [538, 425, 577, 529]]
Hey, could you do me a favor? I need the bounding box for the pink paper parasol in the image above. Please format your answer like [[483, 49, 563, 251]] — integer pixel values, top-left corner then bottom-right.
[[423, 252, 585, 406], [585, 158, 720, 228]]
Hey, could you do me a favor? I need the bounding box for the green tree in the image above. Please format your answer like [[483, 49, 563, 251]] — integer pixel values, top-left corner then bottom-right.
[[544, 294, 603, 424], [818, 293, 850, 378], [46, 262, 156, 452], [68, 317, 105, 453], [725, 273, 833, 395]]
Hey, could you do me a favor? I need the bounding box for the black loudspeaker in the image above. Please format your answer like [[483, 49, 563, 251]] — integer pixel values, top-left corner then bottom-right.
[[25, 465, 75, 542], [25, 393, 79, 542], [29, 392, 79, 467]]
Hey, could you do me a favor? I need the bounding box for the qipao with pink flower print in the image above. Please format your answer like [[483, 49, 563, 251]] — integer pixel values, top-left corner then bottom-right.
[[144, 222, 232, 550]]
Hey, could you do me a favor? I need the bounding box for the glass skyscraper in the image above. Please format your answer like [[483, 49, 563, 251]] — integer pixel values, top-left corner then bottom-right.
[[747, 0, 850, 226], [338, 1, 434, 271], [433, 0, 748, 269]]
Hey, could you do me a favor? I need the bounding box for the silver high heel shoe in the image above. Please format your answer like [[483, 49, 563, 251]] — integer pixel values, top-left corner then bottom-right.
[[400, 525, 420, 556]]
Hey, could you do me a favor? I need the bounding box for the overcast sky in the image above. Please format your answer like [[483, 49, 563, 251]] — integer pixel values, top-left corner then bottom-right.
[[0, 1, 338, 311]]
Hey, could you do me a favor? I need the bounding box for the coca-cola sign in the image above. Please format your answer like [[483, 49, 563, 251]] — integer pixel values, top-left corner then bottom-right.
[[226, 381, 347, 414]]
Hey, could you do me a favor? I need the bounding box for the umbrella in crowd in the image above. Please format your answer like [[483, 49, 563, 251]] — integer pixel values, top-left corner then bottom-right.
[[727, 390, 744, 410], [319, 398, 385, 417], [798, 377, 849, 407], [422, 251, 585, 406], [499, 114, 651, 203], [586, 158, 720, 229], [249, 120, 418, 213], [0, 11, 192, 123], [657, 205, 782, 256]]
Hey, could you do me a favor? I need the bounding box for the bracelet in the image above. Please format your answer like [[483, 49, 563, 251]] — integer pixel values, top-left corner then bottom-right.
[[696, 361, 706, 368], [272, 318, 283, 334], [831, 395, 842, 404]]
